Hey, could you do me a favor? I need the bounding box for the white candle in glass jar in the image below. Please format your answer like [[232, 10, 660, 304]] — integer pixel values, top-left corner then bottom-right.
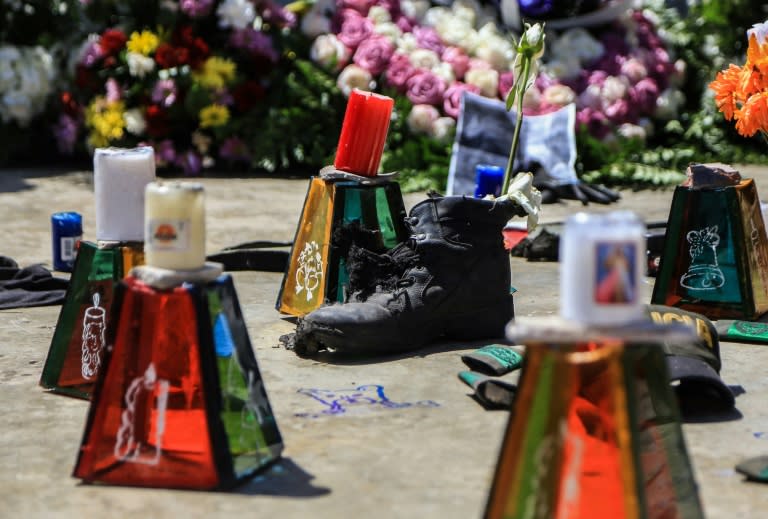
[[560, 211, 646, 325], [94, 146, 156, 242], [144, 181, 206, 270]]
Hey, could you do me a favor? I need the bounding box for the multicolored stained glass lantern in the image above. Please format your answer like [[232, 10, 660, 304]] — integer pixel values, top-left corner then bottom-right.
[[73, 273, 283, 489], [651, 177, 768, 320], [40, 240, 144, 399], [276, 173, 408, 316], [484, 322, 704, 519]]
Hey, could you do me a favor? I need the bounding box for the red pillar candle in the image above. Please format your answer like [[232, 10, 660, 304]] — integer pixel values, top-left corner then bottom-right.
[[333, 89, 394, 177]]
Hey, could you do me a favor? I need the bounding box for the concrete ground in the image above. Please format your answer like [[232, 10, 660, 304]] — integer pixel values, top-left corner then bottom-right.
[[1, 165, 767, 518]]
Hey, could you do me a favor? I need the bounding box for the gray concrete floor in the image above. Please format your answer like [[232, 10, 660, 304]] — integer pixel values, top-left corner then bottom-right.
[[1, 166, 767, 518]]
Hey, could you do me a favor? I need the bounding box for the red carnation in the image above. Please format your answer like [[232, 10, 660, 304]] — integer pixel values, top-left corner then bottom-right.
[[173, 26, 209, 69], [100, 29, 127, 56], [145, 105, 170, 138], [155, 43, 190, 69], [233, 81, 266, 112]]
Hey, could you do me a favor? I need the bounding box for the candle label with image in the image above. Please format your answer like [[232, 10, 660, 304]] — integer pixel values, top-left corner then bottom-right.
[[147, 219, 190, 251], [594, 241, 638, 305]]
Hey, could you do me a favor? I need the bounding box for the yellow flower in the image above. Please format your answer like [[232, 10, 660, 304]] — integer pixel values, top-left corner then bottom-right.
[[194, 57, 237, 90], [126, 30, 160, 56], [199, 104, 230, 128], [85, 96, 126, 147]]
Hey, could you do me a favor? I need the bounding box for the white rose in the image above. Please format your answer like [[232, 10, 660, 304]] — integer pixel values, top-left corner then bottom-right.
[[436, 18, 477, 52], [127, 52, 156, 78], [124, 108, 147, 135], [216, 0, 256, 30], [423, 7, 450, 28], [310, 34, 350, 71], [474, 35, 513, 71], [453, 0, 483, 25], [578, 84, 602, 110], [618, 123, 646, 141], [432, 62, 455, 84], [2, 91, 33, 126], [337, 65, 375, 97], [396, 32, 419, 54], [542, 84, 576, 106], [601, 76, 629, 104], [655, 88, 685, 120], [410, 48, 441, 70], [431, 116, 456, 141], [400, 0, 430, 23], [465, 68, 499, 98], [543, 58, 582, 80], [407, 104, 439, 135], [373, 22, 402, 43], [0, 47, 21, 93], [367, 6, 391, 24]]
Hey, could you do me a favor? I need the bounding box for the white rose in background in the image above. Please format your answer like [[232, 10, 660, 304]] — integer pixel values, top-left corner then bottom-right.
[[601, 76, 629, 104], [0, 46, 56, 127], [374, 22, 402, 43], [127, 52, 156, 78], [552, 28, 604, 64], [431, 116, 455, 141], [396, 32, 419, 54], [2, 91, 33, 126], [432, 62, 456, 84], [579, 83, 602, 110], [311, 34, 351, 71], [542, 84, 576, 106], [124, 108, 147, 135], [655, 87, 685, 120], [618, 123, 647, 142], [465, 67, 498, 98], [407, 104, 440, 135], [401, 0, 431, 23], [410, 48, 441, 70], [453, 0, 482, 25], [474, 33, 513, 71], [543, 58, 582, 80], [337, 64, 375, 96], [522, 87, 542, 111], [435, 17, 477, 52], [367, 6, 391, 24], [620, 57, 647, 84], [216, 0, 256, 30], [423, 7, 450, 28]]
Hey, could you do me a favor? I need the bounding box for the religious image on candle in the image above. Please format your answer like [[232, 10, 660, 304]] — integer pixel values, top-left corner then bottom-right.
[[144, 182, 206, 271], [594, 242, 638, 305]]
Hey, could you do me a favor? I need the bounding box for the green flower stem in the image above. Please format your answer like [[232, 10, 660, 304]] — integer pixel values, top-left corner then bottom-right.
[[502, 58, 531, 195]]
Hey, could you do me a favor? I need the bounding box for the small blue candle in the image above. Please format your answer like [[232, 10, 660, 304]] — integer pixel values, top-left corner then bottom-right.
[[51, 212, 83, 272], [474, 165, 504, 198]]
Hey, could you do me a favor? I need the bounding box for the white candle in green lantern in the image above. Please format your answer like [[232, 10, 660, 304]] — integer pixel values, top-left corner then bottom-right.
[[144, 181, 206, 270]]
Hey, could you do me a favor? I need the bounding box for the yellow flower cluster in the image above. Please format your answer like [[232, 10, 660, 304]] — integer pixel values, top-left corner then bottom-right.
[[86, 97, 126, 148], [194, 57, 237, 90], [199, 104, 230, 128], [126, 30, 160, 56], [710, 26, 768, 138]]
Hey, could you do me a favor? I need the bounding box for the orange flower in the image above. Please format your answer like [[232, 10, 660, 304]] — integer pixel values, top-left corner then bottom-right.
[[709, 28, 768, 139], [710, 64, 743, 121]]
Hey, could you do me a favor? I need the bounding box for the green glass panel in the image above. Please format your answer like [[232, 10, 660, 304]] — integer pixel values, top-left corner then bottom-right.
[[209, 278, 283, 478], [376, 187, 400, 249]]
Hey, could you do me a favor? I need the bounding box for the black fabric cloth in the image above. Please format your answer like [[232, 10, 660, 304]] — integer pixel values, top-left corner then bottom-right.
[[0, 256, 69, 310]]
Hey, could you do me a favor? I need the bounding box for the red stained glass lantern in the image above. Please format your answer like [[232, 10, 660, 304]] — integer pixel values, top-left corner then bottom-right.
[[73, 274, 283, 489]]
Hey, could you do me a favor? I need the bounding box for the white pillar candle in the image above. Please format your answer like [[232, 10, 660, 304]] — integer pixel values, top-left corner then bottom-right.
[[94, 146, 156, 242], [144, 181, 206, 271], [560, 211, 646, 325]]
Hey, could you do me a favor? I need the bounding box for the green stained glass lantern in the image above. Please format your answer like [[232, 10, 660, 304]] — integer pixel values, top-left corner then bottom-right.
[[40, 240, 144, 399], [485, 320, 704, 519], [651, 179, 768, 320], [73, 273, 283, 489], [276, 173, 408, 316]]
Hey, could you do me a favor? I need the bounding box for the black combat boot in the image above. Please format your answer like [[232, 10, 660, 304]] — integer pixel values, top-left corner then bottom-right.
[[290, 193, 525, 355]]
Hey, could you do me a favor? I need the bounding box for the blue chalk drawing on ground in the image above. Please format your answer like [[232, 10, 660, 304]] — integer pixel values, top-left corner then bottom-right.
[[295, 384, 440, 418]]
